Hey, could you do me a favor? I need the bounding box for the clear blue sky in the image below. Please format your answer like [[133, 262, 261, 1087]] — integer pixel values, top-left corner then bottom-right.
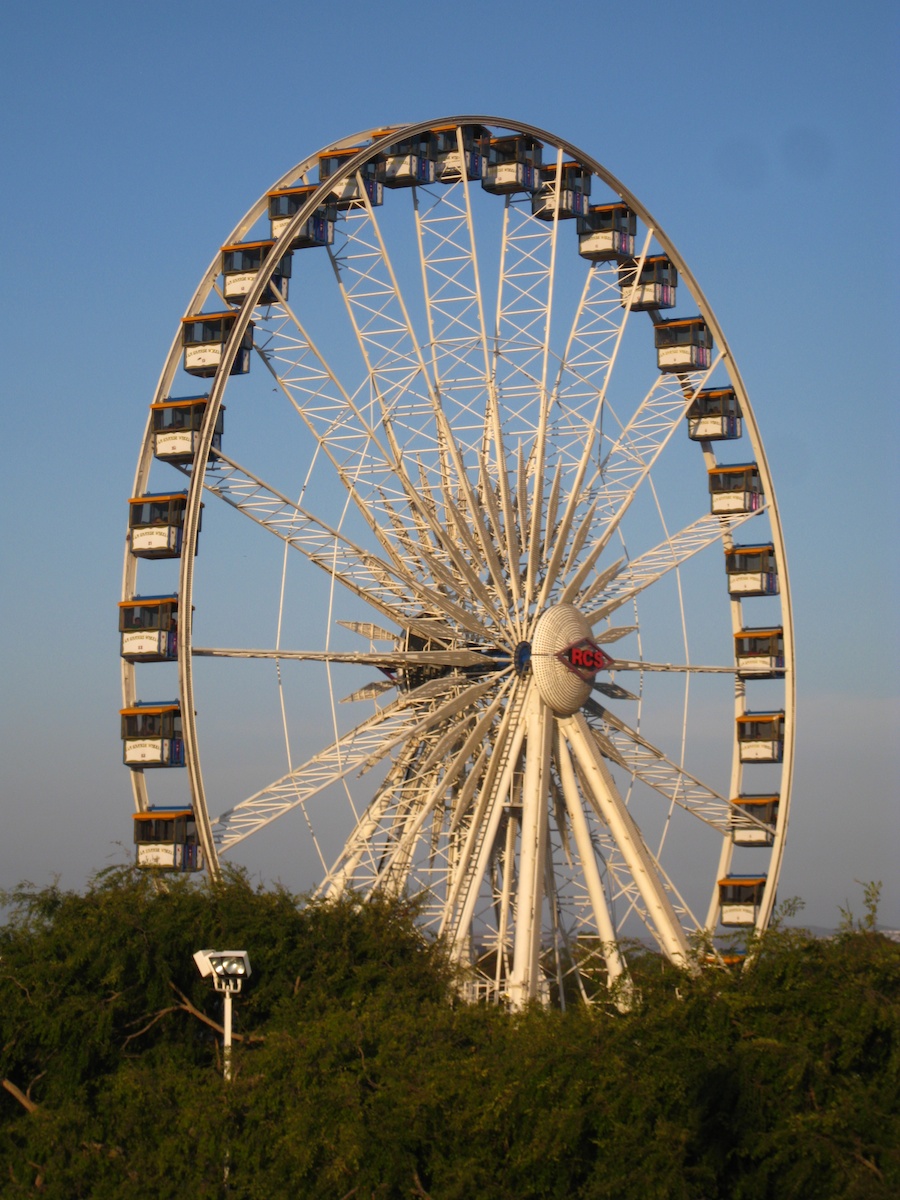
[[1, 0, 897, 926]]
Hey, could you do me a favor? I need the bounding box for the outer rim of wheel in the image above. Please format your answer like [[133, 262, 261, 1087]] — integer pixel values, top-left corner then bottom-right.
[[122, 115, 794, 944]]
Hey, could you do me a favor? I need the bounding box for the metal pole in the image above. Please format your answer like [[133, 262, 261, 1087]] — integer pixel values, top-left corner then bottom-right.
[[223, 989, 233, 1082]]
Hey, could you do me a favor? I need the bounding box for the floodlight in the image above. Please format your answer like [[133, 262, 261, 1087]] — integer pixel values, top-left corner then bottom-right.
[[209, 951, 251, 980], [193, 948, 216, 978], [193, 947, 253, 1081], [193, 948, 251, 993]]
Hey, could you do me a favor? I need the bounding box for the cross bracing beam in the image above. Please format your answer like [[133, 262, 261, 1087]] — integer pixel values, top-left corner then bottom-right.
[[212, 675, 494, 851]]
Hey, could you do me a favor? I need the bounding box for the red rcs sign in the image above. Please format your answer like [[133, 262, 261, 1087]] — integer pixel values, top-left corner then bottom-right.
[[556, 637, 611, 682]]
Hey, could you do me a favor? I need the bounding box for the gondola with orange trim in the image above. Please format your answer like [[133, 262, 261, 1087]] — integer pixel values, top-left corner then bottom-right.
[[120, 702, 184, 768], [151, 395, 222, 464], [119, 594, 180, 662], [134, 807, 203, 871], [181, 312, 253, 378]]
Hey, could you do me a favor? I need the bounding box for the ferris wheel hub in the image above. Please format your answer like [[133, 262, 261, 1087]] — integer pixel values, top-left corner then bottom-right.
[[531, 604, 609, 715]]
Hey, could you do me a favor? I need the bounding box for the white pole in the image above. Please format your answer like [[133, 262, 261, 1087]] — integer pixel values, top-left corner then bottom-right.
[[223, 989, 233, 1082]]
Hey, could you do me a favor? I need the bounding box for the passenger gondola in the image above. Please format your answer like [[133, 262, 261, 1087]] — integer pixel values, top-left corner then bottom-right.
[[653, 316, 711, 371], [736, 711, 785, 762], [119, 595, 180, 662], [619, 255, 678, 310], [719, 875, 767, 926], [134, 807, 203, 871], [221, 240, 292, 303], [120, 702, 184, 768], [431, 123, 487, 182], [151, 396, 222, 463], [707, 463, 763, 514], [577, 203, 636, 261], [317, 146, 384, 208], [377, 132, 437, 188], [734, 627, 785, 678], [481, 134, 542, 195], [725, 543, 778, 596], [729, 795, 780, 846], [531, 160, 591, 220], [181, 313, 253, 377], [267, 184, 336, 246], [686, 387, 742, 441], [128, 492, 200, 559]]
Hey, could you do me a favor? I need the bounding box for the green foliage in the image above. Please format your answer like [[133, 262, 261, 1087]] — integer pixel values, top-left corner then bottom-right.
[[1, 872, 898, 1198]]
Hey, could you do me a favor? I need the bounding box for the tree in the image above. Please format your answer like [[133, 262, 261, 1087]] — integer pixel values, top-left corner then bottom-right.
[[2, 871, 897, 1198]]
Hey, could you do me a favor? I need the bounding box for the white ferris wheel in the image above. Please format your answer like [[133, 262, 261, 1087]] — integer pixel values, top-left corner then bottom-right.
[[120, 117, 794, 1007]]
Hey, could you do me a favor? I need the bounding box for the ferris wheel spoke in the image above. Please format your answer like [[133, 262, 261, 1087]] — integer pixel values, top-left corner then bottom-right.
[[493, 197, 557, 434], [579, 507, 763, 619], [390, 481, 510, 624], [331, 193, 513, 618], [329, 191, 457, 477], [553, 375, 723, 609], [521, 146, 568, 611], [199, 450, 496, 640], [559, 713, 691, 965], [583, 700, 770, 838], [489, 194, 559, 612], [413, 142, 493, 455], [416, 676, 513, 781], [320, 765, 412, 900], [212, 674, 493, 852], [253, 296, 392, 473], [608, 659, 736, 674], [256, 328, 483, 616], [191, 646, 504, 670], [442, 678, 532, 940], [554, 730, 628, 987], [507, 691, 555, 1004], [254, 299, 488, 597], [358, 693, 511, 893], [588, 358, 723, 545], [533, 231, 655, 614], [322, 727, 435, 889]]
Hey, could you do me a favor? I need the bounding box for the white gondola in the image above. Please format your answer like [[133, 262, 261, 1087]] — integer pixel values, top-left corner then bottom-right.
[[119, 595, 179, 662], [431, 123, 486, 182], [735, 627, 785, 679], [151, 396, 222, 464], [719, 876, 767, 926], [377, 131, 437, 188], [654, 317, 711, 371], [121, 702, 184, 768], [317, 146, 384, 209], [267, 184, 336, 245], [687, 387, 742, 441], [181, 313, 253, 378], [737, 712, 785, 763], [725, 543, 778, 596], [577, 202, 636, 262], [708, 463, 764, 515], [221, 240, 292, 303], [134, 808, 203, 872], [128, 492, 200, 559], [532, 160, 591, 220], [729, 796, 779, 846], [619, 255, 678, 310], [481, 134, 542, 195]]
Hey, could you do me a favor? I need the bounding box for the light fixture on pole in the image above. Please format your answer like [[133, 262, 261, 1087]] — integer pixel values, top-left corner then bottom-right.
[[193, 949, 251, 1081]]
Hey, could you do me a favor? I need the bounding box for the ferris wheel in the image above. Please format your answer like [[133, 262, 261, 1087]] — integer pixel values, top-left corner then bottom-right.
[[120, 117, 794, 1006]]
